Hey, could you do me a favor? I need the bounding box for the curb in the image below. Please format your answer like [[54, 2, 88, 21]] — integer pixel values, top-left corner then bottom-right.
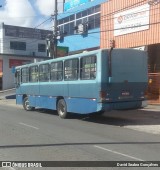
[[0, 88, 15, 93], [5, 94, 16, 99]]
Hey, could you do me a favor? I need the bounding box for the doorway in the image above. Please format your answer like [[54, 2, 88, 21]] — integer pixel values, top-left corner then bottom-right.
[[148, 44, 160, 103]]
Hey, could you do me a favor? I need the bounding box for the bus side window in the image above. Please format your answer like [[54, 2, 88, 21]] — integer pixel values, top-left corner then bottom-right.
[[29, 66, 39, 82], [39, 64, 50, 82], [80, 55, 96, 80], [50, 61, 63, 81], [64, 59, 79, 81], [21, 67, 29, 83]]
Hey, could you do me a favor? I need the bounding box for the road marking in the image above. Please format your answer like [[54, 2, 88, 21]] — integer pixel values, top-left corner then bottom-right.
[[94, 145, 144, 161], [19, 122, 39, 130], [2, 167, 16, 170]]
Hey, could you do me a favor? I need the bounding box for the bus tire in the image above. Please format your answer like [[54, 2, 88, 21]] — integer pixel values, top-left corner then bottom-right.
[[23, 96, 35, 111], [57, 99, 68, 119]]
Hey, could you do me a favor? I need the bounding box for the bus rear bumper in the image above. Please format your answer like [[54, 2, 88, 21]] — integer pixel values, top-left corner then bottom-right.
[[99, 100, 145, 111]]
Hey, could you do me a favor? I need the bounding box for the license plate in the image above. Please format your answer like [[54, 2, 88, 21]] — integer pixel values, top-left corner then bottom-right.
[[121, 92, 130, 96]]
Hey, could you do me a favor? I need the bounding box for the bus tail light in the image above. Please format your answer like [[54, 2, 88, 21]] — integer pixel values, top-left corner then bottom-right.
[[99, 91, 107, 102]]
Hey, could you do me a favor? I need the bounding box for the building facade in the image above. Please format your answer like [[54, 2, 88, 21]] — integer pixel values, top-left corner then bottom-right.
[[101, 0, 160, 103], [0, 23, 51, 90], [57, 0, 107, 53]]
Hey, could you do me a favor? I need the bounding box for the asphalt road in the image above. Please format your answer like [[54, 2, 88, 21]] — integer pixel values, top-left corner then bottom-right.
[[0, 101, 160, 170]]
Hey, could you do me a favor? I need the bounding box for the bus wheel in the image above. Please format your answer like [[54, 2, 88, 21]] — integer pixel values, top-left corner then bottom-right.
[[57, 99, 68, 118], [23, 97, 34, 111]]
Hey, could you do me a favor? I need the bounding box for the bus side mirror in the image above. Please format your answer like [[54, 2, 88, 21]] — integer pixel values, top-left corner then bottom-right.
[[12, 66, 16, 74]]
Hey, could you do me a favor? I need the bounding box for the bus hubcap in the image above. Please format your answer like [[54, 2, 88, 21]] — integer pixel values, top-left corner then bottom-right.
[[59, 104, 65, 115]]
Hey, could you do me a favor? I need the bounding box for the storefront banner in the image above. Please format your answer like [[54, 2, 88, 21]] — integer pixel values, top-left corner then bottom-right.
[[133, 46, 146, 51], [114, 4, 150, 36]]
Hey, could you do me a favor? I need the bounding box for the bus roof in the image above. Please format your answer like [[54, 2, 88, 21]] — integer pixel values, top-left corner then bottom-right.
[[15, 49, 105, 69], [15, 48, 145, 69]]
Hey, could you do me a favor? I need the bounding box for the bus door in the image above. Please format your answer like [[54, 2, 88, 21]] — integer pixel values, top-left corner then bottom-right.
[[15, 69, 22, 104], [64, 59, 80, 110], [15, 69, 21, 91], [28, 65, 40, 106]]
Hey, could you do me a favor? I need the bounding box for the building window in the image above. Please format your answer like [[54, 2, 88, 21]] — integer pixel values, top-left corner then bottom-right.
[[10, 41, 26, 51], [29, 66, 39, 82], [64, 59, 79, 80], [39, 64, 50, 82], [38, 44, 46, 52], [80, 55, 96, 80], [57, 5, 100, 35], [94, 13, 100, 28], [21, 67, 29, 83], [50, 62, 63, 81]]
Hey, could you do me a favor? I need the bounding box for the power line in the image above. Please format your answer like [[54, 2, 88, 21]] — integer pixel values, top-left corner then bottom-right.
[[34, 17, 52, 29]]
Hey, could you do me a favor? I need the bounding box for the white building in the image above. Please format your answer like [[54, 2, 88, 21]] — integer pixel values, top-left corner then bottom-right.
[[0, 23, 51, 90]]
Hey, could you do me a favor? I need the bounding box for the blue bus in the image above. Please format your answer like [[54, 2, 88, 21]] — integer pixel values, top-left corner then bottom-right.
[[15, 48, 148, 118]]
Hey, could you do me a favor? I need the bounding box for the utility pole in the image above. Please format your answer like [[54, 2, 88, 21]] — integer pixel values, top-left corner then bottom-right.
[[53, 0, 58, 58]]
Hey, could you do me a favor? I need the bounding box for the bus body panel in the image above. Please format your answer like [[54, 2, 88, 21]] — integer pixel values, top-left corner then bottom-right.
[[15, 48, 148, 115]]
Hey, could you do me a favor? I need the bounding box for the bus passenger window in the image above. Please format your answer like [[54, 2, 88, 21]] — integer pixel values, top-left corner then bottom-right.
[[64, 59, 79, 81], [21, 67, 29, 83], [80, 55, 96, 80], [39, 64, 50, 82], [50, 62, 63, 81], [29, 66, 39, 82]]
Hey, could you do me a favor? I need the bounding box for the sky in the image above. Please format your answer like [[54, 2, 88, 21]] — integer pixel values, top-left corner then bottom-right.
[[0, 0, 64, 30]]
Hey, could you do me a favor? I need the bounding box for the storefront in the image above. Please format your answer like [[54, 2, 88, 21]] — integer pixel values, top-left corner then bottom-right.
[[101, 0, 160, 103], [0, 54, 46, 90]]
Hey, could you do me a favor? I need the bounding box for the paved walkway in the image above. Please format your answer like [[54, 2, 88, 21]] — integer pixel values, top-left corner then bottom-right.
[[0, 88, 16, 99]]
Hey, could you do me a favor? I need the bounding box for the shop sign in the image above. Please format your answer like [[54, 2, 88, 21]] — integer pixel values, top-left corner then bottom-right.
[[57, 46, 69, 57], [9, 59, 30, 68], [133, 46, 147, 51], [64, 0, 89, 11], [114, 4, 150, 36]]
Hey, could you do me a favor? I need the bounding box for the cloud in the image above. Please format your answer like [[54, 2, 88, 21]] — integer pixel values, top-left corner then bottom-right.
[[0, 0, 64, 28], [0, 0, 36, 27], [35, 0, 64, 16]]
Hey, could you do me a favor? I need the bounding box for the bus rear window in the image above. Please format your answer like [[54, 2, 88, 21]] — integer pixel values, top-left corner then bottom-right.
[[80, 55, 96, 80]]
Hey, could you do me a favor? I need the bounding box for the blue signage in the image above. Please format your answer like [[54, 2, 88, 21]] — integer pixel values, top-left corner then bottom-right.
[[64, 0, 89, 11]]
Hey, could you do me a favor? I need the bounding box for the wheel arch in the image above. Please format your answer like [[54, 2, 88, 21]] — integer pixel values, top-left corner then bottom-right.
[[23, 94, 27, 100], [56, 96, 64, 108]]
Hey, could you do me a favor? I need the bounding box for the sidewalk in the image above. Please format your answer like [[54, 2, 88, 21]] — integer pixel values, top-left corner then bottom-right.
[[142, 104, 160, 112], [0, 88, 16, 100]]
